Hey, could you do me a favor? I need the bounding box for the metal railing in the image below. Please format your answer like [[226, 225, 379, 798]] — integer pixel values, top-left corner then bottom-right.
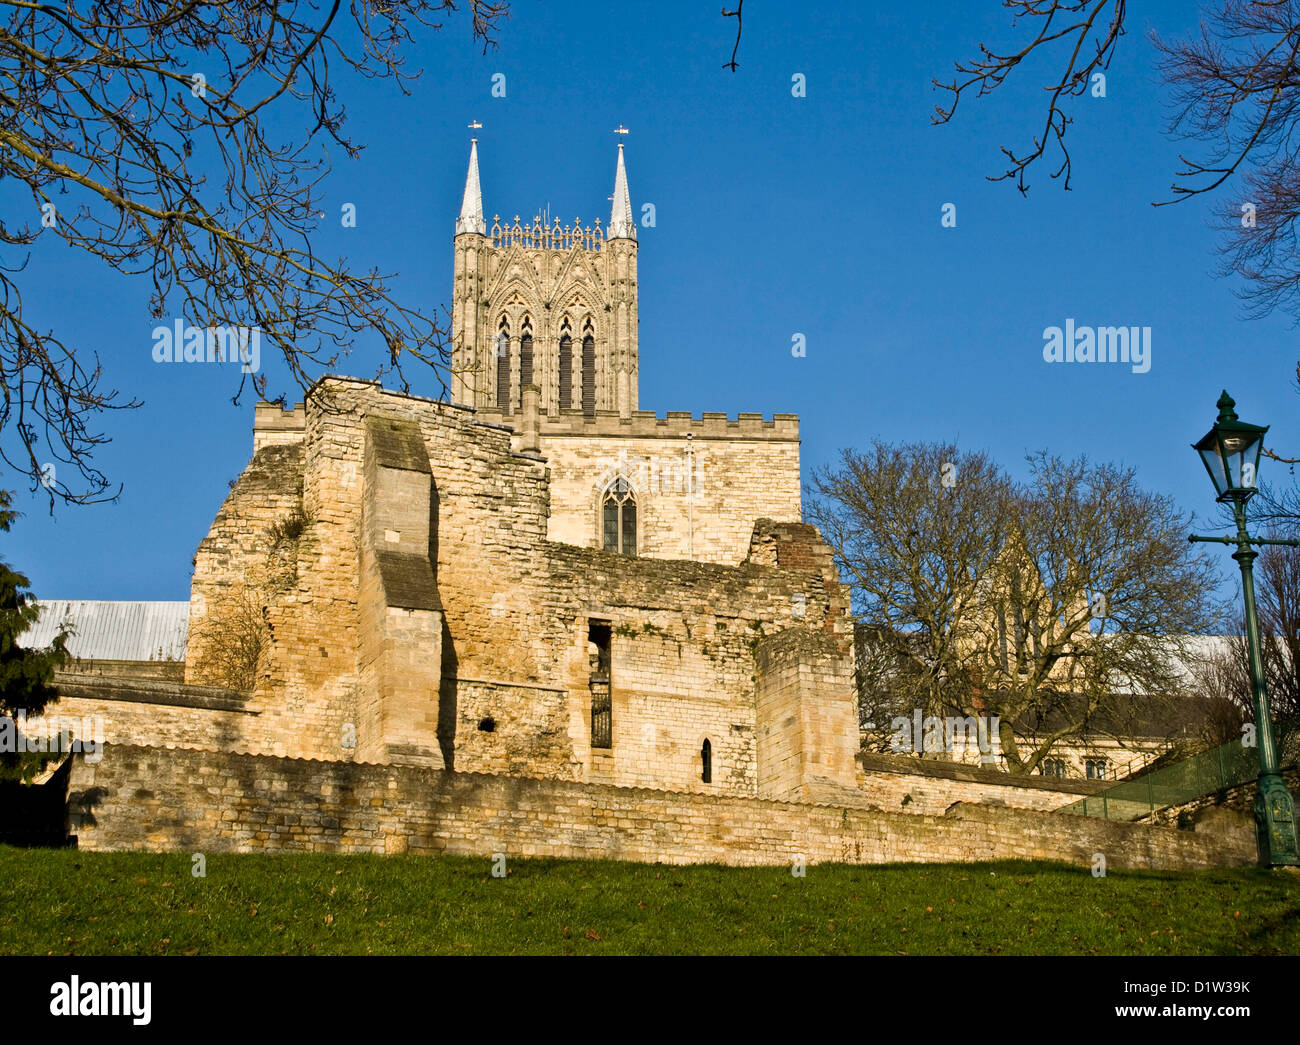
[[1059, 718, 1298, 821]]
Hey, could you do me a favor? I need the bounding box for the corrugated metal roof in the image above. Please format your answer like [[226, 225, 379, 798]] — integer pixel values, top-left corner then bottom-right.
[[20, 600, 189, 661]]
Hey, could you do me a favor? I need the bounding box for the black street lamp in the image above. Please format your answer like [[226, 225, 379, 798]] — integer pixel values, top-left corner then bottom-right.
[[1190, 391, 1300, 867]]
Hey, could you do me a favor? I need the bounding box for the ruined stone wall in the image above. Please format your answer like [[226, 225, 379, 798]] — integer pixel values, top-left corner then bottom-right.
[[281, 383, 850, 796], [268, 399, 804, 568], [267, 379, 559, 765], [185, 379, 846, 797], [539, 537, 851, 796], [34, 675, 265, 755], [356, 416, 442, 767], [252, 388, 368, 761], [66, 745, 1253, 870], [34, 681, 1112, 820], [755, 628, 859, 803], [535, 414, 801, 566], [185, 441, 304, 692], [442, 678, 577, 778], [188, 379, 563, 764]]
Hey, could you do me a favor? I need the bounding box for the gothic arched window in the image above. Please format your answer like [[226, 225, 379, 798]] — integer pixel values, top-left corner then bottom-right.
[[602, 477, 636, 555], [558, 317, 573, 410], [701, 739, 712, 784], [519, 317, 534, 398], [495, 316, 510, 412], [581, 317, 596, 416]]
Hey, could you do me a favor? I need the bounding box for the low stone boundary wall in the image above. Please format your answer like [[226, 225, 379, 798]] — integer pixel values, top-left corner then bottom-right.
[[65, 745, 1254, 870], [855, 753, 1104, 816]]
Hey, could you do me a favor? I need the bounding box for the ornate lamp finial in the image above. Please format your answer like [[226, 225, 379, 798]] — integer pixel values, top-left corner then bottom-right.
[[1217, 390, 1238, 424]]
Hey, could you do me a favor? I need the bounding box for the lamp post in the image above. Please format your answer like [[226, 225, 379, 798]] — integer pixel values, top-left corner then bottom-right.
[[1189, 390, 1300, 867]]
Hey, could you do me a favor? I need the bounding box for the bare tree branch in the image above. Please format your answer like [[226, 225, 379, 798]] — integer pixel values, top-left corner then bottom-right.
[[933, 0, 1127, 194], [722, 1, 743, 72], [0, 0, 509, 505]]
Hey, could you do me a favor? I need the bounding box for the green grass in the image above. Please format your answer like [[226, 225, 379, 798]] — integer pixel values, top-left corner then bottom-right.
[[1, 847, 1296, 955]]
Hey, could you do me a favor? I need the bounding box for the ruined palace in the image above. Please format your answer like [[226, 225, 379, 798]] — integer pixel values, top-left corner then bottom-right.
[[173, 139, 858, 801], [18, 142, 1251, 870]]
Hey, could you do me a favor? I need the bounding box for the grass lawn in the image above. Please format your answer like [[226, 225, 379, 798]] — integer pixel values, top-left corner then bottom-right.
[[1, 847, 1296, 955]]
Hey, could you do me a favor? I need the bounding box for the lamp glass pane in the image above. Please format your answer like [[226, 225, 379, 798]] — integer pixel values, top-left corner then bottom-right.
[[1220, 431, 1264, 490], [1199, 444, 1229, 497], [1243, 438, 1264, 489]]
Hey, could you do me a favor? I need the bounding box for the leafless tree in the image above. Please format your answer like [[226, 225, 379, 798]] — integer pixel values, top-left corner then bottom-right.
[[1185, 641, 1253, 747], [191, 585, 267, 691], [1249, 542, 1300, 721], [808, 441, 1017, 735], [0, 0, 508, 505], [1195, 544, 1300, 724], [973, 453, 1219, 771], [1154, 1, 1300, 320], [853, 620, 929, 740], [810, 441, 1220, 773]]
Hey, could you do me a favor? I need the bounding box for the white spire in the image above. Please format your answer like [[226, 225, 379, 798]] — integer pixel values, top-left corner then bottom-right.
[[456, 138, 485, 236], [607, 143, 636, 241]]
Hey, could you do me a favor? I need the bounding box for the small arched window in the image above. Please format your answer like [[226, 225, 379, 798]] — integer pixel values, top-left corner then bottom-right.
[[495, 316, 510, 411], [701, 739, 712, 784], [602, 477, 636, 555]]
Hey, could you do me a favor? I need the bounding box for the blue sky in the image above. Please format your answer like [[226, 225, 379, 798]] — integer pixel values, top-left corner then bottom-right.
[[5, 0, 1296, 599]]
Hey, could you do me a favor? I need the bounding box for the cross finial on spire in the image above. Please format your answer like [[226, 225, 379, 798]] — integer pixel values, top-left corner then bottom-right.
[[614, 125, 629, 136]]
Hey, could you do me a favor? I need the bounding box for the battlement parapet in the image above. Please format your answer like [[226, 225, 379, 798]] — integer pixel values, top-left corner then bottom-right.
[[253, 401, 307, 451], [476, 406, 799, 441], [254, 387, 798, 450]]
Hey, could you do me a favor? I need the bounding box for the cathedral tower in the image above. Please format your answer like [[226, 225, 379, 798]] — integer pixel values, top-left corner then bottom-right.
[[451, 139, 639, 418]]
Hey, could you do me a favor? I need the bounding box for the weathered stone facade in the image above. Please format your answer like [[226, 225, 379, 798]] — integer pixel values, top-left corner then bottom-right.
[[253, 400, 803, 568], [180, 377, 858, 801]]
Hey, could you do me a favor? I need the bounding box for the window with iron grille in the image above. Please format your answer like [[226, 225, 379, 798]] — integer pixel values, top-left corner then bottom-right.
[[589, 621, 611, 749]]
